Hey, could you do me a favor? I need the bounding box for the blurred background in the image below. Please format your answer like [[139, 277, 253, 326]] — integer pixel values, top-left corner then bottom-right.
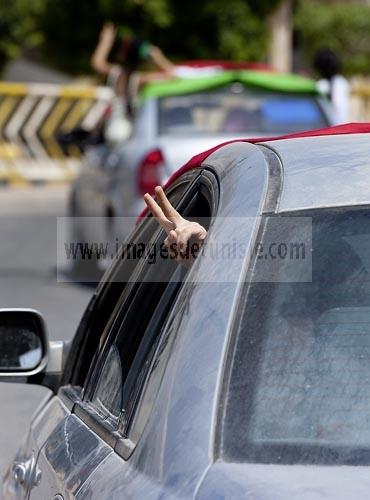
[[3, 0, 370, 77], [1, 0, 370, 477]]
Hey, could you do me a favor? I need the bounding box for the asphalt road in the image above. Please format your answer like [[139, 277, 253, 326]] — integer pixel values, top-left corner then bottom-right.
[[0, 185, 94, 478]]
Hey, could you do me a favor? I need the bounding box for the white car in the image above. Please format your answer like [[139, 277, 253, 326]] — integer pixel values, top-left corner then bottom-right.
[[69, 70, 335, 271]]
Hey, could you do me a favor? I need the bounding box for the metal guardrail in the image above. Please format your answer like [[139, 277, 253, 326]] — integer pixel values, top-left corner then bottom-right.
[[0, 82, 113, 184]]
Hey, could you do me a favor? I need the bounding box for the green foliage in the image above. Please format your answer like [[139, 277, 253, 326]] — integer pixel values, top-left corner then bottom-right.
[[6, 1, 370, 78], [0, 0, 283, 75], [0, 0, 46, 68], [248, 0, 282, 17], [295, 0, 370, 75], [207, 0, 268, 61], [39, 0, 103, 74], [149, 0, 276, 63]]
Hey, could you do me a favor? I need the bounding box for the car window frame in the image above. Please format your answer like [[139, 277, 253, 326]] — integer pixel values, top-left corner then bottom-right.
[[81, 171, 205, 401], [68, 169, 219, 458], [121, 171, 219, 447], [61, 170, 199, 390]]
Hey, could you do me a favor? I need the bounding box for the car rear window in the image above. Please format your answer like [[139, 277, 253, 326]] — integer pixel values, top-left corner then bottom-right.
[[221, 208, 370, 466], [158, 85, 328, 136]]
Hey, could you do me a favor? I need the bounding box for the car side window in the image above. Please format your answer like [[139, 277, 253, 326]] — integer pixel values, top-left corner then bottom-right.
[[92, 344, 122, 422], [62, 175, 195, 396], [84, 173, 217, 439]]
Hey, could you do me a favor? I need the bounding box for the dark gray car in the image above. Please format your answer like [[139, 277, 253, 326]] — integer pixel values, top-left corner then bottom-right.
[[2, 129, 370, 499]]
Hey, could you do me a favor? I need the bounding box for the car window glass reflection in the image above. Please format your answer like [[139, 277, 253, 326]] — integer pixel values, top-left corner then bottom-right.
[[91, 344, 122, 423], [224, 208, 370, 465]]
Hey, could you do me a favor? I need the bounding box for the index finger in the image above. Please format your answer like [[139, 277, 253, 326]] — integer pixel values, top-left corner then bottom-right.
[[143, 193, 174, 234], [154, 186, 183, 225]]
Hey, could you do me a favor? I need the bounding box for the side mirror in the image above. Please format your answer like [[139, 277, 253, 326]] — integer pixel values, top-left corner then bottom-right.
[[0, 308, 71, 392], [0, 309, 47, 375]]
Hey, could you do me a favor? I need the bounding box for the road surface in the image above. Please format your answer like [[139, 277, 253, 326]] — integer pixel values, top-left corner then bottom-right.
[[0, 185, 93, 478]]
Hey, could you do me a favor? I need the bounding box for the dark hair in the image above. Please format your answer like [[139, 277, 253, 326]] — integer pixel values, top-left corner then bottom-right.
[[116, 37, 149, 72], [314, 48, 342, 80]]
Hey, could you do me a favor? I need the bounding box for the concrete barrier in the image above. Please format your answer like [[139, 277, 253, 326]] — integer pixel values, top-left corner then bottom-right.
[[0, 82, 112, 185], [0, 78, 368, 186]]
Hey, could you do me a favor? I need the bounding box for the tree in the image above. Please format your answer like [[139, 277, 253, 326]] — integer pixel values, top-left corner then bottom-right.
[[40, 0, 283, 74], [0, 0, 46, 70], [268, 0, 293, 72], [0, 0, 283, 76], [295, 0, 370, 75]]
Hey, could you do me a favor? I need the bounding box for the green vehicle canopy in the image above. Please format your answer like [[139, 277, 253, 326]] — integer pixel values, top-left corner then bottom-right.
[[139, 70, 318, 101]]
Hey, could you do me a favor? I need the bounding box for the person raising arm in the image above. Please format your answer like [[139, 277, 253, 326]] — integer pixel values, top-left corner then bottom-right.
[[91, 22, 175, 98]]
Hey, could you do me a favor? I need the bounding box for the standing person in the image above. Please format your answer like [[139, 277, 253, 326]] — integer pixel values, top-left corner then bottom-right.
[[314, 48, 350, 124], [91, 22, 174, 143]]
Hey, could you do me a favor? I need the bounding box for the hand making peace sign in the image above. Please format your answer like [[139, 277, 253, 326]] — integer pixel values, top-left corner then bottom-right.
[[143, 186, 207, 264]]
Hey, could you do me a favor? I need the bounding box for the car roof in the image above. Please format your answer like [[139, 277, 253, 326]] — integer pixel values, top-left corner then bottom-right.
[[139, 70, 318, 102], [176, 60, 272, 71], [165, 122, 370, 185], [263, 133, 370, 212]]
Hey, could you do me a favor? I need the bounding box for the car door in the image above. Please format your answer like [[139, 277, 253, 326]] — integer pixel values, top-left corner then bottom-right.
[[26, 170, 217, 500]]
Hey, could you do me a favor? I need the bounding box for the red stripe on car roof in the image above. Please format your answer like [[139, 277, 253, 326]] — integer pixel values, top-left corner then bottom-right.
[[178, 60, 272, 71], [137, 123, 370, 222]]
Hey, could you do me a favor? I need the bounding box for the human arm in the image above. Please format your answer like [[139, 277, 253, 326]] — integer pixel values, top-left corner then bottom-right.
[[91, 22, 117, 76], [133, 46, 175, 90], [148, 45, 174, 74]]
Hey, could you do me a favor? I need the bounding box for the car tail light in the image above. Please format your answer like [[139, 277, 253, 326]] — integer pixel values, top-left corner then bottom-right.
[[137, 149, 165, 195]]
